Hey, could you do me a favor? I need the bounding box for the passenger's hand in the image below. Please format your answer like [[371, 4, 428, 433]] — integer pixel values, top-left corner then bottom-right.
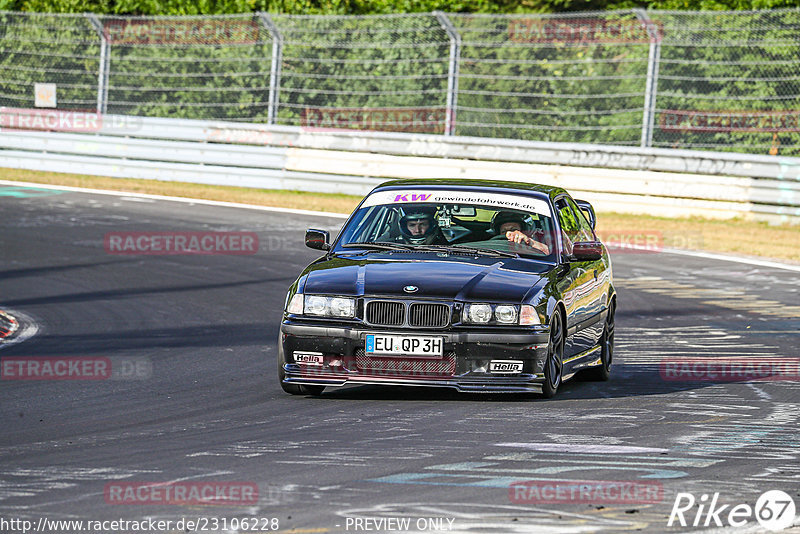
[[506, 230, 531, 245], [506, 230, 550, 255]]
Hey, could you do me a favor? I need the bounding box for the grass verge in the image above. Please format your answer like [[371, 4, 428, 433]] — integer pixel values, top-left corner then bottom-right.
[[1, 168, 360, 214], [2, 167, 799, 263]]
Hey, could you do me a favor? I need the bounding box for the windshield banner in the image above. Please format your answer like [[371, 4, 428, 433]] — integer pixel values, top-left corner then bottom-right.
[[361, 190, 552, 217]]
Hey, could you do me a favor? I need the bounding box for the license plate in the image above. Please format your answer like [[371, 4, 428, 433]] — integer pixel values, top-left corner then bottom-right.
[[365, 334, 443, 358]]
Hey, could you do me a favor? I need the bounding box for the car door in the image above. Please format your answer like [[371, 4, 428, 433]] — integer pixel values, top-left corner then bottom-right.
[[565, 196, 608, 348], [554, 196, 601, 358]]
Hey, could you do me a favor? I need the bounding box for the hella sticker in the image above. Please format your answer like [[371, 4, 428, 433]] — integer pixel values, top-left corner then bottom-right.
[[489, 360, 524, 373], [294, 352, 324, 366]]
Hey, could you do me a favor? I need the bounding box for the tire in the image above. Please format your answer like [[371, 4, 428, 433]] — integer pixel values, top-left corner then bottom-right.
[[276, 335, 325, 396], [586, 301, 615, 381], [541, 309, 564, 399]]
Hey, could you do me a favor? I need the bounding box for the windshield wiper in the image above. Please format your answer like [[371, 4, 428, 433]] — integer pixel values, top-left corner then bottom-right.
[[341, 242, 416, 252], [421, 244, 518, 258], [342, 242, 517, 258]]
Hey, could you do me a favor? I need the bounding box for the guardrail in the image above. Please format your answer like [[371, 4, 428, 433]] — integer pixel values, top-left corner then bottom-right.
[[1, 110, 799, 224]]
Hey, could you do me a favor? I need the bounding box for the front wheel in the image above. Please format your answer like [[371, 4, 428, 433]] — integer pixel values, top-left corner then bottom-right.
[[586, 301, 615, 381], [276, 335, 325, 396], [541, 310, 564, 399]]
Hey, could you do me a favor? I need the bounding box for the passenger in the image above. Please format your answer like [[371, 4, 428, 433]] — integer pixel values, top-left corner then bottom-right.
[[491, 211, 550, 255]]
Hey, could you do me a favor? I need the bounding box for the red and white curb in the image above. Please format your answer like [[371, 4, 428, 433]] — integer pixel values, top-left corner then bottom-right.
[[0, 309, 19, 340], [0, 308, 38, 349]]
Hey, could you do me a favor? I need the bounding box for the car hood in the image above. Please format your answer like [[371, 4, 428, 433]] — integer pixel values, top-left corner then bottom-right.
[[301, 253, 551, 302]]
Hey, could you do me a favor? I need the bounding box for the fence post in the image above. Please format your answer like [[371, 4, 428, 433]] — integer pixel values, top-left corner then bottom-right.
[[635, 9, 661, 148], [434, 12, 460, 136], [257, 12, 283, 126], [86, 13, 110, 114]]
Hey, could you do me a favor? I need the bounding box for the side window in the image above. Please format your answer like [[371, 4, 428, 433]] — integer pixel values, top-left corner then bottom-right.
[[555, 198, 580, 255], [566, 197, 595, 242]]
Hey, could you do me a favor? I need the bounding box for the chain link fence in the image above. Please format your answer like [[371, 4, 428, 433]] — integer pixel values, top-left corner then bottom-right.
[[2, 9, 800, 155]]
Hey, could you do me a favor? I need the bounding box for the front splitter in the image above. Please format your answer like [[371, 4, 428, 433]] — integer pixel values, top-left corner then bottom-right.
[[284, 372, 544, 394]]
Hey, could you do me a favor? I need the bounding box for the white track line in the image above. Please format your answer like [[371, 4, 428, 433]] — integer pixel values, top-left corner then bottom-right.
[[657, 246, 800, 273], [615, 242, 800, 273], [0, 179, 348, 219], [3, 178, 800, 272]]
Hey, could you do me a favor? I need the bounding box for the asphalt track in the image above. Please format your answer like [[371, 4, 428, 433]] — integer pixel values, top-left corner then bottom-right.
[[1, 183, 799, 534]]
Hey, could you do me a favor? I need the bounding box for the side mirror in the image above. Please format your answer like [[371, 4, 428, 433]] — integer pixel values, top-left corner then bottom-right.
[[571, 241, 603, 261], [305, 229, 330, 251], [574, 199, 596, 230]]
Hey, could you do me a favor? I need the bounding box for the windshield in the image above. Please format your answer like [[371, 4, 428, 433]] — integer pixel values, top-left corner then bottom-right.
[[334, 188, 557, 260]]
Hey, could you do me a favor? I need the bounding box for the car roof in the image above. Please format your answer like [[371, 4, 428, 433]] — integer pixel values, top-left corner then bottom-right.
[[372, 178, 567, 202]]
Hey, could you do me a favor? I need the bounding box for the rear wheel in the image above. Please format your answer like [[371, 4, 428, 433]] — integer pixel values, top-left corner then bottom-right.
[[586, 301, 615, 381], [276, 336, 325, 396], [541, 310, 564, 399]]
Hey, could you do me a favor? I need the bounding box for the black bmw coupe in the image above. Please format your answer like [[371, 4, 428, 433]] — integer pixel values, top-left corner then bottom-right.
[[278, 179, 616, 398]]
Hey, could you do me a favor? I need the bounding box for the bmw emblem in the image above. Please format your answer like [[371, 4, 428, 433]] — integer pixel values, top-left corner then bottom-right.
[[403, 285, 418, 293]]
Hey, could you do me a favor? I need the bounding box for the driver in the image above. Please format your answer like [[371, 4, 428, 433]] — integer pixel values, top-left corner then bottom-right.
[[491, 211, 550, 255], [397, 206, 447, 245]]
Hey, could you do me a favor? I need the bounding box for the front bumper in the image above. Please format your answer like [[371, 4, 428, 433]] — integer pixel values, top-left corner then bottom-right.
[[280, 321, 550, 393]]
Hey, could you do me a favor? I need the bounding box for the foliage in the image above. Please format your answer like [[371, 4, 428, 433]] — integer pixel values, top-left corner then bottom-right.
[[6, 0, 800, 14], [3, 6, 800, 154]]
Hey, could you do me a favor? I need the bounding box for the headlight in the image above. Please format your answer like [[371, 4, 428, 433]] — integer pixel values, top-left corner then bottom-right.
[[520, 305, 540, 325], [305, 295, 329, 316], [287, 293, 304, 314], [301, 295, 356, 318], [465, 303, 492, 323], [495, 305, 518, 324], [329, 297, 355, 317], [462, 303, 538, 325]]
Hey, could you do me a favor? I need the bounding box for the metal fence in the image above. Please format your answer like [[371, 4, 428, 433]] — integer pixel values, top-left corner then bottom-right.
[[2, 9, 800, 155]]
